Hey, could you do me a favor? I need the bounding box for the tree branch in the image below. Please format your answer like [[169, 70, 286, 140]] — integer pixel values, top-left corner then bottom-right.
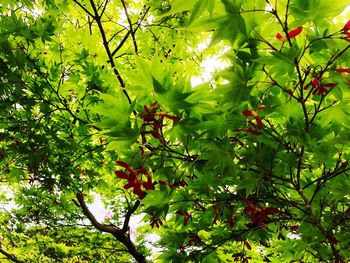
[[76, 192, 122, 234], [120, 0, 138, 53], [0, 248, 23, 263], [295, 146, 304, 189], [302, 167, 350, 190], [122, 200, 140, 232], [73, 0, 95, 17], [111, 6, 150, 56], [88, 0, 125, 87], [76, 192, 146, 263]]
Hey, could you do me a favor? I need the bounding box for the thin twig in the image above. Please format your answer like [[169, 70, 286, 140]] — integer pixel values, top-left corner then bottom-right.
[[121, 0, 138, 53], [73, 0, 94, 17]]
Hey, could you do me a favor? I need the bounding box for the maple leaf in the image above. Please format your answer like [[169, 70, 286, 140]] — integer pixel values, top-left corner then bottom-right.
[[116, 161, 135, 173], [341, 21, 350, 41], [242, 109, 263, 128], [244, 240, 252, 250], [150, 217, 163, 228], [212, 205, 219, 225], [244, 199, 279, 225], [276, 26, 303, 41], [333, 68, 350, 73], [342, 20, 350, 32], [227, 205, 235, 227], [139, 102, 180, 144], [115, 162, 155, 198], [242, 127, 262, 136], [176, 211, 192, 226], [144, 101, 158, 113], [304, 77, 336, 95], [188, 233, 201, 245], [141, 175, 155, 190]]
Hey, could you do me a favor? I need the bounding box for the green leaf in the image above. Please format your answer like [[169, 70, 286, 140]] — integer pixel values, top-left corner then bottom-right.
[[203, 252, 219, 263], [188, 0, 206, 25], [152, 76, 167, 93], [163, 0, 196, 16]]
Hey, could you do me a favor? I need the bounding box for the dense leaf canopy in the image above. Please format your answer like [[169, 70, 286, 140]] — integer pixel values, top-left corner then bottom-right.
[[0, 0, 350, 262]]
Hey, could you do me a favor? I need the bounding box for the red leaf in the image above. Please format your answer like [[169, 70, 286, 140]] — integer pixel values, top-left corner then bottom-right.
[[142, 175, 155, 190], [212, 205, 219, 225], [132, 182, 144, 197], [276, 26, 302, 41], [322, 83, 336, 88], [254, 116, 263, 128], [242, 109, 255, 117], [244, 241, 252, 250], [342, 31, 350, 42], [311, 78, 319, 87], [257, 105, 268, 110], [262, 207, 279, 214], [143, 101, 158, 113], [290, 225, 299, 232], [244, 207, 255, 214], [136, 168, 149, 175], [142, 113, 156, 122], [228, 206, 235, 227], [178, 180, 188, 187], [229, 137, 245, 147], [115, 171, 129, 179], [318, 87, 328, 95], [313, 86, 328, 95], [257, 213, 268, 224], [304, 82, 311, 90], [124, 182, 133, 190], [251, 212, 258, 224], [333, 68, 350, 73], [243, 110, 263, 128], [276, 32, 284, 41], [288, 26, 303, 38], [183, 214, 189, 226], [177, 211, 191, 226], [150, 218, 162, 228], [243, 128, 261, 136], [149, 101, 158, 110], [150, 130, 164, 143], [188, 233, 200, 245], [343, 20, 350, 32], [168, 183, 177, 188], [155, 112, 181, 122], [116, 161, 136, 175], [158, 180, 168, 185], [244, 199, 254, 207], [152, 120, 164, 131]]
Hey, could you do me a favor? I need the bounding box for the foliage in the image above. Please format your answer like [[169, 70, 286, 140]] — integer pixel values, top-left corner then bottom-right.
[[0, 0, 350, 262]]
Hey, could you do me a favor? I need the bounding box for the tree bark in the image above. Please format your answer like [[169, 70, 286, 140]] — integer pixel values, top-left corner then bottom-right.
[[76, 192, 146, 263]]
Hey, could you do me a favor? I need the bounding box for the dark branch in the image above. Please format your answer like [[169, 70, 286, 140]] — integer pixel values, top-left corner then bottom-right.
[[111, 31, 131, 57], [111, 6, 150, 56], [121, 0, 138, 53], [76, 192, 122, 234], [0, 248, 23, 263], [122, 200, 140, 232], [76, 192, 146, 263], [73, 0, 95, 17]]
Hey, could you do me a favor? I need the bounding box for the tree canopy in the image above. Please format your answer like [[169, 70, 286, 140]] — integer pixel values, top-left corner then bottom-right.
[[1, 0, 350, 262]]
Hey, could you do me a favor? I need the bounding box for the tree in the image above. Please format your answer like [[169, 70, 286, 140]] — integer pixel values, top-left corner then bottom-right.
[[0, 0, 349, 262]]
